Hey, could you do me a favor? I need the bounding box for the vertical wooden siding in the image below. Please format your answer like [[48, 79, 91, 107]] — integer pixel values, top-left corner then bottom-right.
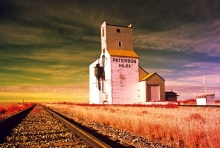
[[146, 75, 165, 101], [111, 56, 140, 104], [106, 25, 133, 50]]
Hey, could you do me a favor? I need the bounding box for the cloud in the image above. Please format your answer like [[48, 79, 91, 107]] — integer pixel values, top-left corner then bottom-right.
[[142, 61, 220, 86], [182, 62, 220, 73], [134, 19, 220, 55], [0, 46, 100, 86], [166, 74, 220, 86], [0, 0, 220, 91], [165, 61, 220, 86], [0, 64, 89, 85]]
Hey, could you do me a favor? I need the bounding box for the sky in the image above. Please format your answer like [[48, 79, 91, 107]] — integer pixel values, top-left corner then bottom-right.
[[0, 0, 220, 102]]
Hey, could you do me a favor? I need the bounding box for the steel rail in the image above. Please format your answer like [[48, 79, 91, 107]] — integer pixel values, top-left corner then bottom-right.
[[43, 106, 113, 148], [0, 104, 36, 143]]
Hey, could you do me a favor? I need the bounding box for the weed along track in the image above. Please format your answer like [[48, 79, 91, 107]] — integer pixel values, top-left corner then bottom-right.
[[45, 103, 220, 147], [47, 104, 171, 148], [0, 104, 126, 148]]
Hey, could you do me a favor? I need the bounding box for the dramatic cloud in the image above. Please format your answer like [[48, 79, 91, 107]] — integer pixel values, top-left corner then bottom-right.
[[0, 0, 220, 101], [135, 20, 220, 54]]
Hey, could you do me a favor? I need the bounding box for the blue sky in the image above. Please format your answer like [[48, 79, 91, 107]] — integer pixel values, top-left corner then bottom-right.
[[0, 0, 220, 101]]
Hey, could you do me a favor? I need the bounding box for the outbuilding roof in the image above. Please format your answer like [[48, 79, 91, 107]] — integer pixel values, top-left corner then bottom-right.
[[165, 91, 179, 96], [196, 94, 215, 98], [107, 49, 138, 58], [139, 66, 148, 81], [141, 72, 165, 81]]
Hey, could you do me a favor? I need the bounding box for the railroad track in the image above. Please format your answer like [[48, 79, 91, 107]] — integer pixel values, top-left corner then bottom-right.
[[0, 104, 128, 148]]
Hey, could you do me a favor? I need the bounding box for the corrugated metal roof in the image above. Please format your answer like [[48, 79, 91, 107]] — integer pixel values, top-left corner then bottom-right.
[[141, 72, 155, 81], [139, 66, 149, 81], [141, 72, 165, 81], [107, 49, 138, 58], [165, 91, 179, 96], [106, 23, 132, 28], [196, 94, 215, 98]]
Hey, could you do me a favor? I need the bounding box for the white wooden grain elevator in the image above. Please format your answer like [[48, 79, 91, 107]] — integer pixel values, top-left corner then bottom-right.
[[90, 21, 165, 104]]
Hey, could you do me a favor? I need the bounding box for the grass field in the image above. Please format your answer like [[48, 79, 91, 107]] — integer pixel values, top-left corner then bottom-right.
[[46, 103, 220, 147]]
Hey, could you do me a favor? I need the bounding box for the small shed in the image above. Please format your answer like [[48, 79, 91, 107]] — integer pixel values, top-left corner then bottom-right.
[[165, 90, 179, 101], [196, 94, 215, 105], [140, 72, 165, 102]]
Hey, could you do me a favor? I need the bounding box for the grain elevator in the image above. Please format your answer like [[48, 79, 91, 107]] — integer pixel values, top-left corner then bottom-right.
[[90, 21, 165, 104]]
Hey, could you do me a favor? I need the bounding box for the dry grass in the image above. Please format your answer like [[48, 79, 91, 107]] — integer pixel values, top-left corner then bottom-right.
[[0, 102, 33, 120], [46, 103, 220, 147]]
